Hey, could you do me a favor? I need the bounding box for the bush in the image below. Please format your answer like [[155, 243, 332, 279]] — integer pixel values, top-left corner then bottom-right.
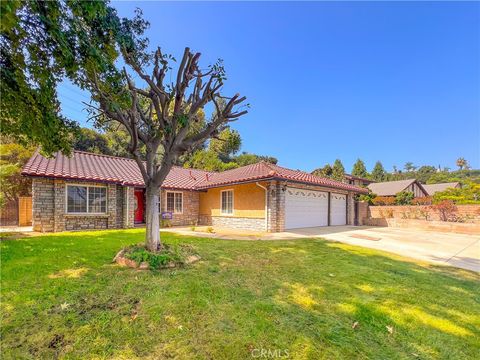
[[433, 182, 480, 204], [357, 192, 377, 205], [372, 196, 395, 206], [124, 243, 197, 269], [431, 200, 457, 222], [395, 191, 414, 205], [412, 196, 432, 205]]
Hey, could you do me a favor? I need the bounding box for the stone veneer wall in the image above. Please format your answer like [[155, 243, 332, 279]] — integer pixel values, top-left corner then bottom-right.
[[160, 190, 199, 226], [198, 215, 266, 231], [32, 178, 55, 232], [32, 178, 134, 232]]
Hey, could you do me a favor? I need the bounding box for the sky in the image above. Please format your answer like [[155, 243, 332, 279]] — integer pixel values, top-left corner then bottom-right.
[[58, 1, 480, 173]]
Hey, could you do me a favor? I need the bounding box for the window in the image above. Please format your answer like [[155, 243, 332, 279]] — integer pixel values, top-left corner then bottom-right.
[[221, 190, 233, 215], [67, 185, 107, 214], [166, 192, 183, 213]]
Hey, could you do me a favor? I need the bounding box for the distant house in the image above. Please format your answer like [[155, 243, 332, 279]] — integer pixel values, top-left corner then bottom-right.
[[422, 182, 461, 196], [344, 174, 375, 187], [367, 179, 428, 198]]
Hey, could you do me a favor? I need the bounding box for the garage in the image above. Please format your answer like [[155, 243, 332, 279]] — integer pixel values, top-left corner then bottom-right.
[[285, 188, 328, 229], [330, 193, 347, 225]]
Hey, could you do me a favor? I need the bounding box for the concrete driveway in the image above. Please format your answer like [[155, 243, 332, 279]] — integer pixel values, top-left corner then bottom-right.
[[169, 225, 479, 272], [273, 226, 480, 272]]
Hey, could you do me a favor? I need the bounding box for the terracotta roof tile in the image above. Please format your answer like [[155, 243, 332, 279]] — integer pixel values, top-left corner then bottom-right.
[[22, 150, 367, 193]]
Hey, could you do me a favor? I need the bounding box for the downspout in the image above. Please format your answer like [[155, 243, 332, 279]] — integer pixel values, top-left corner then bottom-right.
[[256, 182, 268, 231]]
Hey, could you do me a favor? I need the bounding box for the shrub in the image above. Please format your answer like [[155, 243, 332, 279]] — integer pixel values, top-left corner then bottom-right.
[[412, 196, 432, 205], [206, 226, 215, 233], [372, 196, 395, 206], [431, 200, 457, 222], [161, 219, 172, 228], [433, 182, 480, 204], [124, 244, 197, 269], [395, 191, 414, 205], [357, 192, 376, 205]]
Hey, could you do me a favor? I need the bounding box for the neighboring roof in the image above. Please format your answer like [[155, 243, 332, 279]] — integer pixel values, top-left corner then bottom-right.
[[367, 179, 427, 196], [422, 182, 460, 196], [22, 150, 367, 193]]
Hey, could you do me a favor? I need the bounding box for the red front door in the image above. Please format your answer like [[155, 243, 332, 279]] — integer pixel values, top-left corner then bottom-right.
[[134, 190, 145, 223]]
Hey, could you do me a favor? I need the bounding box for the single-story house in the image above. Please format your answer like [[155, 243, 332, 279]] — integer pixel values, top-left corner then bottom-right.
[[422, 182, 461, 196], [344, 174, 375, 187], [367, 179, 428, 198], [22, 150, 368, 233]]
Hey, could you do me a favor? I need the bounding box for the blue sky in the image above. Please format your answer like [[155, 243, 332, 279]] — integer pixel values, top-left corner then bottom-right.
[[59, 1, 480, 173]]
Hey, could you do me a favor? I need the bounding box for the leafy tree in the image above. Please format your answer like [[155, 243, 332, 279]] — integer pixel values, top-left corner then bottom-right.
[[395, 191, 414, 205], [371, 161, 386, 182], [0, 139, 34, 207], [2, 3, 248, 251], [404, 162, 417, 172], [208, 127, 241, 161], [331, 159, 345, 181], [312, 164, 333, 178], [183, 150, 237, 172], [456, 157, 468, 170], [73, 128, 112, 155], [416, 165, 437, 184], [1, 1, 148, 154], [351, 159, 368, 178], [234, 152, 277, 167]]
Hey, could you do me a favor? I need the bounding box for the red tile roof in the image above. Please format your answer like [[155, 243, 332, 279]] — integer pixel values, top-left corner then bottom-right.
[[22, 150, 367, 193]]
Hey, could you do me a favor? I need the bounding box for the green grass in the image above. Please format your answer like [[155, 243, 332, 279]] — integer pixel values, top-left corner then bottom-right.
[[1, 229, 479, 359]]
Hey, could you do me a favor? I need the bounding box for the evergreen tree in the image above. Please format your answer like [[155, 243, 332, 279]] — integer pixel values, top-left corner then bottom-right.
[[351, 159, 368, 178], [371, 161, 386, 181], [332, 159, 345, 181]]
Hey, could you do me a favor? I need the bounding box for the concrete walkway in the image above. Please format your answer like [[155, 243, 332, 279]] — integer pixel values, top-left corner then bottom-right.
[[168, 225, 480, 272]]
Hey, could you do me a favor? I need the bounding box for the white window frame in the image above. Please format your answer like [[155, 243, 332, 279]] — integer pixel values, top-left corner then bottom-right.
[[166, 191, 183, 214], [65, 184, 108, 215], [220, 189, 234, 216]]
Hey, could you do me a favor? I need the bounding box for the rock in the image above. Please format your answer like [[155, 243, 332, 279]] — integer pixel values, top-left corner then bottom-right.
[[185, 255, 201, 264], [113, 249, 125, 263], [139, 262, 149, 270]]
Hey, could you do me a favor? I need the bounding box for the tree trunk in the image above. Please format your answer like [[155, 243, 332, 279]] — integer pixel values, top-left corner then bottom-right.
[[145, 184, 161, 252]]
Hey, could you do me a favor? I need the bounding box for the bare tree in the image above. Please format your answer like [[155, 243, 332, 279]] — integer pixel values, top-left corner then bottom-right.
[[90, 47, 247, 251]]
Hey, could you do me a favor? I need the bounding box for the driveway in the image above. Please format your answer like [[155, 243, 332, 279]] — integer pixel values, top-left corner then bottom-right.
[[273, 226, 479, 272], [168, 225, 480, 272]]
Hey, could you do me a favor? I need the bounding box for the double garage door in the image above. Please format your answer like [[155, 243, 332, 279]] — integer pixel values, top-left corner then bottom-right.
[[285, 188, 347, 229]]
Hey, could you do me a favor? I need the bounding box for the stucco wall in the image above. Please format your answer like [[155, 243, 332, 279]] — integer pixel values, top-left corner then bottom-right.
[[199, 182, 266, 219]]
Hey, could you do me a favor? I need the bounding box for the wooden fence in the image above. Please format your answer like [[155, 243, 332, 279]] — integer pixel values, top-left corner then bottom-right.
[[0, 197, 32, 226]]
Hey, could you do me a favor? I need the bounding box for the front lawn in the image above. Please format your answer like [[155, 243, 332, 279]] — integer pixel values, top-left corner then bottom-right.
[[1, 229, 479, 359]]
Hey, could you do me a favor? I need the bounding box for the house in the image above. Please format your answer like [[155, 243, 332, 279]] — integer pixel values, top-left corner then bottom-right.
[[422, 182, 461, 196], [344, 174, 375, 187], [367, 179, 428, 198], [22, 150, 368, 233]]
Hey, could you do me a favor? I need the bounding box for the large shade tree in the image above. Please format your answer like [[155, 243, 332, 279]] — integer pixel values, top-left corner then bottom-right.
[[1, 1, 248, 251]]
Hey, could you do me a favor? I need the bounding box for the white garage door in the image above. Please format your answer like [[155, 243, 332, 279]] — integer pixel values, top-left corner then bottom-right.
[[330, 193, 347, 226], [285, 188, 328, 229]]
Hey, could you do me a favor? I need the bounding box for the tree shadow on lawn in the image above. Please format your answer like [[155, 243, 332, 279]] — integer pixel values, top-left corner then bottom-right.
[[1, 231, 479, 359]]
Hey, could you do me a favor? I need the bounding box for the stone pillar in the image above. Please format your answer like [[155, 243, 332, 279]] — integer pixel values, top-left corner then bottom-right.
[[347, 192, 355, 225], [123, 186, 135, 228], [107, 184, 117, 228], [32, 178, 55, 232], [266, 180, 285, 232], [53, 180, 66, 232]]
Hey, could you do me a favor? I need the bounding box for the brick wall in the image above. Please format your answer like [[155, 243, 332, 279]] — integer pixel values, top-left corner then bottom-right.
[[368, 205, 480, 223], [160, 190, 199, 226]]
